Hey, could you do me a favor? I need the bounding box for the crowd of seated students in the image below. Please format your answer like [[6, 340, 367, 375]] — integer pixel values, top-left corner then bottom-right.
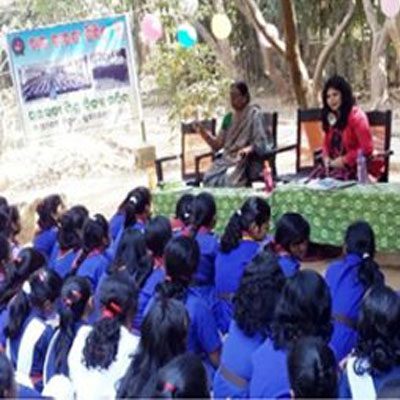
[[0, 188, 398, 399]]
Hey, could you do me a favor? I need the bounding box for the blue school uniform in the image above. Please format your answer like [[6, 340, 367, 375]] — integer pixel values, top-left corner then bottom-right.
[[325, 253, 367, 362], [277, 254, 300, 277], [133, 264, 166, 331], [51, 248, 78, 279], [43, 322, 86, 384], [5, 309, 55, 392], [33, 228, 58, 259], [214, 240, 260, 333], [249, 337, 290, 398], [213, 320, 264, 398], [109, 212, 124, 241], [76, 251, 109, 291]]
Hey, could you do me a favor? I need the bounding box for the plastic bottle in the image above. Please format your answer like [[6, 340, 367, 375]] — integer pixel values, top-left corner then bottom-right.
[[357, 149, 368, 184]]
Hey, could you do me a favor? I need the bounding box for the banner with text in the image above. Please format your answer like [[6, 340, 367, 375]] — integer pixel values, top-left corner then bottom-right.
[[6, 15, 140, 136]]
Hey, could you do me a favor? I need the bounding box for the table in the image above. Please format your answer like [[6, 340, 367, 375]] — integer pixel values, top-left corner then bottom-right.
[[153, 183, 400, 252], [270, 183, 400, 252]]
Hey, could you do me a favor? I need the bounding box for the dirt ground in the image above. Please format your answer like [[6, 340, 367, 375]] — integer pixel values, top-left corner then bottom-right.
[[1, 88, 400, 287]]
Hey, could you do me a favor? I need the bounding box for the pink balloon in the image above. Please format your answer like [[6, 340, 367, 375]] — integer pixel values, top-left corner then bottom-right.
[[140, 14, 163, 43], [381, 0, 400, 18]]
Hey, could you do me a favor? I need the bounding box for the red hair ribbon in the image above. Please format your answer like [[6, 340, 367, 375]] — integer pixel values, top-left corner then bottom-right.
[[163, 382, 176, 393], [102, 301, 122, 319]]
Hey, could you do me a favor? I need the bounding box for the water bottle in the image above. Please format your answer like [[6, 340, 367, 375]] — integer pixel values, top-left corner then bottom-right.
[[357, 150, 368, 184]]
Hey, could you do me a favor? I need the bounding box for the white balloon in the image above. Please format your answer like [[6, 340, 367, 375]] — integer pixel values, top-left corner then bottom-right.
[[180, 0, 199, 16]]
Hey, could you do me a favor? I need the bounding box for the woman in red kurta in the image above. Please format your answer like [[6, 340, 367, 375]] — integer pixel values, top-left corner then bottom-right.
[[321, 75, 373, 180]]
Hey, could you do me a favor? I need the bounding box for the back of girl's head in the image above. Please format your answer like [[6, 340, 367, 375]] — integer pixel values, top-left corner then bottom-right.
[[8, 205, 21, 237], [288, 336, 338, 399], [272, 269, 332, 350], [118, 297, 188, 398], [145, 216, 172, 258], [164, 236, 200, 285], [190, 192, 216, 234], [274, 213, 310, 252], [123, 186, 152, 228], [220, 196, 270, 253], [54, 276, 92, 374], [83, 274, 137, 369], [0, 247, 46, 307], [175, 194, 194, 227], [345, 220, 383, 288], [36, 194, 63, 230], [0, 208, 10, 238], [0, 353, 15, 399], [154, 354, 210, 399], [5, 268, 62, 339], [234, 252, 285, 337], [0, 234, 10, 267], [82, 213, 109, 252], [355, 285, 400, 373], [58, 205, 89, 251]]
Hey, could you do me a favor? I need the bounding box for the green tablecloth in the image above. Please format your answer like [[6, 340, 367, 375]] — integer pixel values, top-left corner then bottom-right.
[[270, 183, 400, 252], [153, 187, 269, 235], [153, 183, 400, 252]]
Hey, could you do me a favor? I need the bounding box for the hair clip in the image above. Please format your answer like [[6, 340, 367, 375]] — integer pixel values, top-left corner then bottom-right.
[[71, 289, 82, 301], [22, 281, 31, 295], [129, 196, 137, 205], [236, 209, 242, 217], [362, 252, 370, 260], [183, 212, 190, 219], [63, 297, 73, 307]]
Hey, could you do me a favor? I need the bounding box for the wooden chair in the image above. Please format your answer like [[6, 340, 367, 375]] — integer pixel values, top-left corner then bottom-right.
[[155, 119, 217, 186]]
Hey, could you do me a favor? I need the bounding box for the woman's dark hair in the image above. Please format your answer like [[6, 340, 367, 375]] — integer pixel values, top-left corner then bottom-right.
[[53, 276, 91, 375], [321, 74, 355, 131], [274, 213, 310, 253], [73, 214, 109, 270], [234, 252, 285, 337], [0, 248, 46, 308], [36, 194, 63, 231], [145, 216, 172, 258], [288, 336, 338, 399], [220, 197, 270, 253], [0, 234, 10, 268], [123, 187, 152, 229], [189, 192, 216, 236], [271, 270, 332, 350], [112, 228, 152, 288], [0, 208, 10, 238], [0, 353, 15, 398], [156, 236, 200, 301], [83, 274, 137, 369], [231, 80, 251, 104], [154, 353, 210, 399], [8, 205, 21, 237], [354, 285, 400, 374], [58, 205, 89, 251], [4, 268, 62, 339], [345, 221, 384, 289], [117, 298, 189, 398], [175, 194, 194, 227]]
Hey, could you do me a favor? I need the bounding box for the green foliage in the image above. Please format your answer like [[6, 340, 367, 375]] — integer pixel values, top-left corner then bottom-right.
[[145, 42, 230, 121]]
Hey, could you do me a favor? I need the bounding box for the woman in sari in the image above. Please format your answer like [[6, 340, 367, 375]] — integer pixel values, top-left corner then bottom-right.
[[321, 75, 374, 180], [198, 81, 273, 187]]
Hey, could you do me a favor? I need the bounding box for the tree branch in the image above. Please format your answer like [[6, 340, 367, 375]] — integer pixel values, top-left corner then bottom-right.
[[313, 0, 356, 93], [235, 0, 286, 57], [362, 0, 379, 34]]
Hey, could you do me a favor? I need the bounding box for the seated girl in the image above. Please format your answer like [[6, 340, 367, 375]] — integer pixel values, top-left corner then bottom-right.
[[170, 194, 194, 233]]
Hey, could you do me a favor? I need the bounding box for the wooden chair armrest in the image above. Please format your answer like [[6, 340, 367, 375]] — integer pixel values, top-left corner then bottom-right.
[[155, 154, 182, 184], [194, 152, 215, 185]]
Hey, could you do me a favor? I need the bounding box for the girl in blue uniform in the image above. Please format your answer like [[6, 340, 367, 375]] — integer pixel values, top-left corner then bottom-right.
[[71, 214, 110, 291], [50, 205, 89, 278], [288, 336, 338, 399], [265, 212, 310, 278], [4, 268, 62, 392], [33, 194, 65, 259], [186, 192, 218, 307], [0, 235, 10, 284], [249, 270, 333, 399], [108, 187, 152, 261], [117, 298, 189, 398], [215, 196, 270, 334], [153, 354, 210, 399], [170, 193, 194, 233], [326, 220, 384, 362], [213, 252, 285, 398], [339, 285, 400, 398], [43, 276, 92, 385], [68, 274, 139, 400], [154, 236, 222, 378]]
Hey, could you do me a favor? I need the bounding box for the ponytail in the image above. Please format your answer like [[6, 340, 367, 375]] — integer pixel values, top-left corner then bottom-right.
[[220, 197, 270, 253], [36, 194, 63, 231], [189, 192, 216, 237], [123, 187, 151, 229], [4, 290, 30, 339], [358, 254, 384, 288]]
